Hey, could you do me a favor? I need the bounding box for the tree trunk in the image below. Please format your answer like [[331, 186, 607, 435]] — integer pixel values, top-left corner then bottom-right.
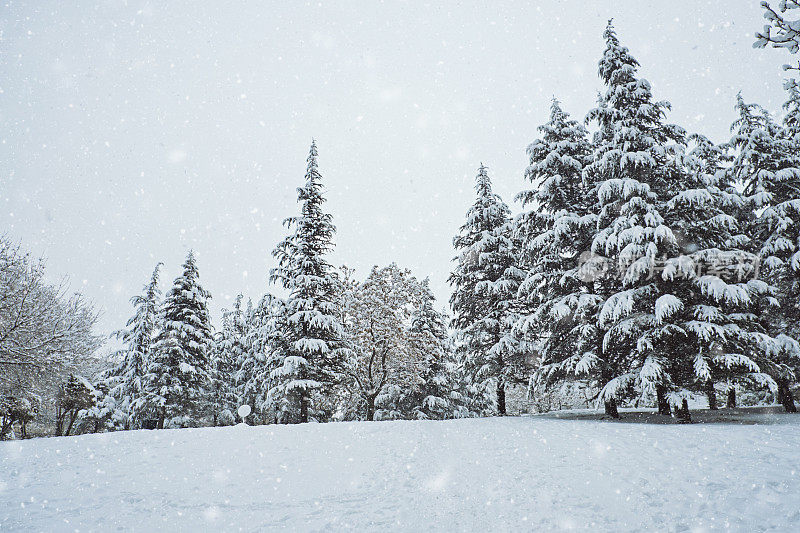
[[366, 395, 376, 421], [726, 387, 736, 408], [55, 408, 65, 436], [705, 381, 717, 410], [157, 406, 166, 429], [497, 379, 506, 416], [604, 399, 619, 419], [65, 411, 78, 436], [656, 386, 671, 415], [778, 379, 797, 413], [300, 394, 309, 423], [677, 399, 692, 423], [0, 418, 14, 440]]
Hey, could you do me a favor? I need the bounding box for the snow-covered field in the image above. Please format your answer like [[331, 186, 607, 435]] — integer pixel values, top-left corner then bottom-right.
[[2, 414, 800, 532]]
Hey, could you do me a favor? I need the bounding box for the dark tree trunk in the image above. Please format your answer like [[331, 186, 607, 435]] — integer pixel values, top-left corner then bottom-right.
[[726, 387, 736, 409], [656, 386, 671, 415], [250, 396, 257, 425], [0, 418, 14, 440], [778, 379, 797, 413], [705, 381, 717, 410], [676, 399, 692, 423], [65, 411, 78, 436], [366, 395, 376, 421], [300, 394, 309, 423], [55, 408, 65, 436], [497, 379, 506, 416], [157, 406, 166, 429], [604, 399, 619, 419]]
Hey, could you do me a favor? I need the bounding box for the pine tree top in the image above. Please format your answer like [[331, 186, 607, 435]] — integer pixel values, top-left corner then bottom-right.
[[455, 165, 510, 243], [599, 20, 641, 85], [586, 23, 685, 199], [731, 92, 770, 138], [271, 141, 337, 293], [519, 97, 591, 214]]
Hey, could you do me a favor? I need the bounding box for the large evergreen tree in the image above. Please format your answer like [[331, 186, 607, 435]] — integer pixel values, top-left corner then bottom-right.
[[560, 21, 687, 416], [561, 26, 794, 418], [728, 91, 800, 411], [106, 263, 162, 428], [142, 251, 213, 428], [449, 164, 524, 415], [514, 98, 597, 411], [269, 141, 347, 423]]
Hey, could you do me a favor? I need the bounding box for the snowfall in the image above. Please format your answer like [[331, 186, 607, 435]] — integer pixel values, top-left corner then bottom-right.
[[2, 412, 800, 532]]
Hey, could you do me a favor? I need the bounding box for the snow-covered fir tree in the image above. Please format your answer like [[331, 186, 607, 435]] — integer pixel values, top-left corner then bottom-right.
[[209, 295, 246, 425], [513, 97, 596, 411], [661, 129, 770, 413], [408, 278, 457, 420], [727, 91, 800, 412], [269, 141, 347, 423], [449, 164, 524, 415], [568, 24, 792, 418], [570, 21, 687, 416], [234, 294, 280, 424], [141, 251, 213, 428], [105, 263, 162, 428]]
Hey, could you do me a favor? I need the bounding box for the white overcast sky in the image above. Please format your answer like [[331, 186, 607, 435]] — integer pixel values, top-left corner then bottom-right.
[[1, 0, 793, 338]]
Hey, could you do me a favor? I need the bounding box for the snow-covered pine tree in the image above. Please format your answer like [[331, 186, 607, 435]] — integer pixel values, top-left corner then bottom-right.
[[728, 91, 800, 412], [560, 21, 760, 417], [661, 131, 770, 413], [142, 251, 213, 428], [76, 379, 124, 433], [580, 26, 779, 418], [209, 295, 246, 425], [513, 98, 597, 411], [564, 21, 686, 416], [106, 263, 162, 428], [409, 278, 455, 420], [231, 294, 290, 424], [449, 164, 524, 415], [235, 295, 272, 423], [269, 141, 347, 423]]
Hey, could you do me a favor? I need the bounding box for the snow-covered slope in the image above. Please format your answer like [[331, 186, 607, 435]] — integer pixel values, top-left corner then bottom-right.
[[2, 416, 799, 531]]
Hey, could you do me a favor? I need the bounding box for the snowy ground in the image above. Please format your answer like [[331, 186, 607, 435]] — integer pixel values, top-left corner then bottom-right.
[[2, 413, 799, 532]]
